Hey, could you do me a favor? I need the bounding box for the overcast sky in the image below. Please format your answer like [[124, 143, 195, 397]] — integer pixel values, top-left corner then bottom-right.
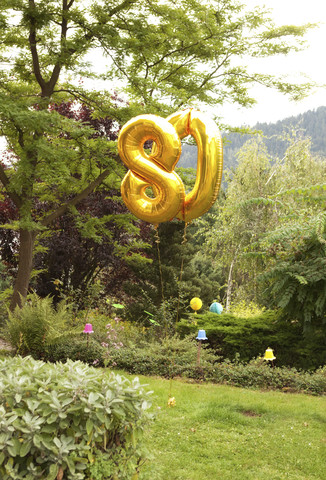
[[222, 0, 326, 126]]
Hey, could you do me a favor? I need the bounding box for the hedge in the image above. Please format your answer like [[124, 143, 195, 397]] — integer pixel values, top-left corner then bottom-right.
[[176, 310, 326, 369]]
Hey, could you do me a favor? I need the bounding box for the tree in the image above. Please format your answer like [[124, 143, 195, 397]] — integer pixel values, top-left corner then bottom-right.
[[0, 0, 315, 310], [201, 137, 278, 308], [258, 213, 326, 333], [33, 191, 149, 309], [254, 136, 326, 330]]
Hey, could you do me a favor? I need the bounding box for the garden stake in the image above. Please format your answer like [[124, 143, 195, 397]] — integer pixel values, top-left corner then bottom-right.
[[196, 330, 208, 367], [197, 340, 202, 366]]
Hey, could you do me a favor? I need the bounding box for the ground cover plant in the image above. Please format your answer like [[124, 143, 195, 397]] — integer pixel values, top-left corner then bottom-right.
[[120, 373, 326, 480]]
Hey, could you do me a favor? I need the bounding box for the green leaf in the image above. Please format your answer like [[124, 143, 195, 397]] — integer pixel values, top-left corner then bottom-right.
[[86, 419, 93, 436], [46, 463, 59, 480], [15, 394, 22, 403], [19, 440, 32, 457]]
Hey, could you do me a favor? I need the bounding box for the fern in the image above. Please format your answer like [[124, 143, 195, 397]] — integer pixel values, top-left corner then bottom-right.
[[257, 212, 326, 331], [315, 212, 326, 245], [5, 293, 72, 358]]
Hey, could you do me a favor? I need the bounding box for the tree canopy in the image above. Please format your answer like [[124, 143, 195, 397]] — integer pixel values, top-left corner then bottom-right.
[[0, 0, 317, 309]]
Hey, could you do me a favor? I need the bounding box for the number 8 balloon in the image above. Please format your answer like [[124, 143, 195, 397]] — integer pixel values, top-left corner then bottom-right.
[[118, 108, 223, 224]]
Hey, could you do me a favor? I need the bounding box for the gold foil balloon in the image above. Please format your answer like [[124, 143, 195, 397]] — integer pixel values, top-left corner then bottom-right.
[[118, 109, 223, 224], [166, 109, 223, 223], [118, 115, 185, 224]]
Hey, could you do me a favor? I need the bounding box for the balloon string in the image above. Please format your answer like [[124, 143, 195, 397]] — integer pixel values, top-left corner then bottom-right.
[[176, 222, 188, 324], [154, 225, 169, 338], [169, 222, 188, 405], [154, 225, 165, 304]]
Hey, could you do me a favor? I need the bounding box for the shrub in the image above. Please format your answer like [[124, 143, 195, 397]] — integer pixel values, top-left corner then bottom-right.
[[100, 333, 326, 395], [45, 335, 106, 366], [176, 310, 326, 369], [4, 293, 72, 358], [106, 335, 219, 380], [70, 310, 148, 348], [0, 356, 152, 479], [212, 358, 326, 395]]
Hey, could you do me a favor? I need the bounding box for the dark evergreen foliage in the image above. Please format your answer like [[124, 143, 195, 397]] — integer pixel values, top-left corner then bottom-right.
[[176, 310, 326, 370], [123, 219, 224, 324], [33, 191, 141, 308]]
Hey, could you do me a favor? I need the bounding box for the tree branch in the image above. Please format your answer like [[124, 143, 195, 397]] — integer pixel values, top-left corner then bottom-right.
[[28, 0, 46, 91], [44, 0, 71, 96], [41, 169, 111, 227], [109, 0, 138, 17], [0, 163, 23, 208]]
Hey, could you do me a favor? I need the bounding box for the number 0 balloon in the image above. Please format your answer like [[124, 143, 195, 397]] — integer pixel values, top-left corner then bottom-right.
[[118, 108, 223, 224]]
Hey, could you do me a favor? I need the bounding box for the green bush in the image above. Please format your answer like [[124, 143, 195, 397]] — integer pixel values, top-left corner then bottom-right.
[[212, 359, 326, 395], [4, 293, 72, 358], [107, 335, 219, 380], [99, 333, 326, 395], [45, 335, 106, 366], [0, 356, 152, 479], [176, 310, 326, 369]]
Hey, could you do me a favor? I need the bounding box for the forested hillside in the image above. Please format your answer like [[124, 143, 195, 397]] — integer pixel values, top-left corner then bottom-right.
[[178, 106, 326, 170]]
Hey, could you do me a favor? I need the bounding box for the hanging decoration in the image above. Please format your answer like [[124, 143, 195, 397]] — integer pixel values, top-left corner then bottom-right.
[[118, 108, 223, 224], [263, 347, 276, 362], [209, 302, 223, 314]]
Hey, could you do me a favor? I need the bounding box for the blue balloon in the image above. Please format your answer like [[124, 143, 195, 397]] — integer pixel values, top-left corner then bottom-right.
[[209, 302, 223, 314]]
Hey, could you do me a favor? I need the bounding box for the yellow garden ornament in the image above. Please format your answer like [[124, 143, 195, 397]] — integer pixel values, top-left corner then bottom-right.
[[118, 109, 223, 224], [167, 396, 176, 407], [263, 347, 276, 361]]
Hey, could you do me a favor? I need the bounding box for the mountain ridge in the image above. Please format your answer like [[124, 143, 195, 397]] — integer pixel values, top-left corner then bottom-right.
[[178, 106, 326, 170]]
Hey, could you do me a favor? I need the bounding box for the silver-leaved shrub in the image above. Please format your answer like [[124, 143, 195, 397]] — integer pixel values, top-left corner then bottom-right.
[[0, 356, 152, 479]]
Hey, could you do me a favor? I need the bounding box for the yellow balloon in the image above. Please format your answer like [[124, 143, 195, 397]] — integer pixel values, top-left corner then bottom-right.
[[190, 297, 203, 311], [118, 115, 185, 224], [166, 109, 223, 223]]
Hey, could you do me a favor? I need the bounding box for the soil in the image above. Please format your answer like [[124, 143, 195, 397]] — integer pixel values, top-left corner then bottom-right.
[[0, 337, 13, 351], [241, 410, 262, 417]]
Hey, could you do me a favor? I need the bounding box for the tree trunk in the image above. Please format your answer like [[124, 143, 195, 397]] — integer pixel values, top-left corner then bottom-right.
[[225, 244, 241, 312], [225, 256, 236, 312], [10, 229, 37, 311]]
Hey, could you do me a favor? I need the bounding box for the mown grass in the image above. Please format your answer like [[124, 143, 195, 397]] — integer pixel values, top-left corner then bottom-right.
[[117, 373, 326, 480]]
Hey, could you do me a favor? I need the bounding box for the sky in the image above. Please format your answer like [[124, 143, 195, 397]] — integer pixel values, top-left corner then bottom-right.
[[222, 0, 326, 126]]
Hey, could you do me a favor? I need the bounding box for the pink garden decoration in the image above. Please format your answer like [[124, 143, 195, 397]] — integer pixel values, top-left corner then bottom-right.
[[83, 323, 94, 334]]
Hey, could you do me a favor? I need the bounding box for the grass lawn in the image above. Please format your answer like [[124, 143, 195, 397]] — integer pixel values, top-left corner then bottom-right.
[[117, 373, 326, 480]]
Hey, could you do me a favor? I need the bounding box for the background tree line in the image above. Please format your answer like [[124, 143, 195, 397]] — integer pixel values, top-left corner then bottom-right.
[[179, 106, 326, 171]]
